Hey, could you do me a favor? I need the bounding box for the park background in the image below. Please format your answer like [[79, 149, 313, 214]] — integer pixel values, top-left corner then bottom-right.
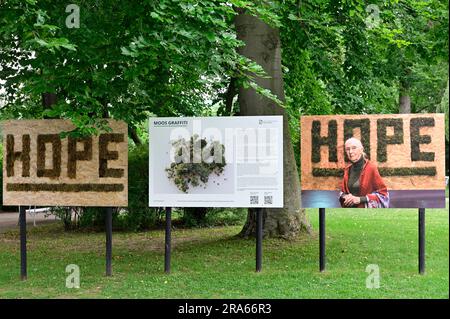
[[0, 0, 448, 298]]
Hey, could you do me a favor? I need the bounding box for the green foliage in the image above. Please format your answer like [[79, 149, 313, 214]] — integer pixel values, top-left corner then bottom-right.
[[367, 0, 448, 113], [0, 0, 282, 135], [182, 207, 247, 228], [181, 208, 209, 227], [76, 207, 106, 229], [44, 207, 113, 231], [277, 0, 448, 171], [437, 81, 449, 142], [204, 208, 247, 226], [409, 63, 448, 113], [121, 144, 161, 231], [49, 207, 74, 231], [282, 0, 448, 178]]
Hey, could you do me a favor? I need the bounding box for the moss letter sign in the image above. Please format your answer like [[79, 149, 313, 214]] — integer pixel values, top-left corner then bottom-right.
[[2, 120, 128, 206]]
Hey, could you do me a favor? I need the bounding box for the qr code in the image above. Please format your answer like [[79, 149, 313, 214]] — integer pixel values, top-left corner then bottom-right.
[[250, 196, 259, 205], [264, 196, 273, 205]]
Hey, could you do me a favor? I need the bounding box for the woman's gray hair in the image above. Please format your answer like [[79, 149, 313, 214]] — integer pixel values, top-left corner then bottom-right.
[[345, 137, 366, 159]]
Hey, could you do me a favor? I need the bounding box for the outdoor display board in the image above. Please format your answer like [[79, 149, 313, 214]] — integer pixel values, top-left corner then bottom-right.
[[149, 116, 283, 207], [300, 114, 446, 208], [1, 119, 128, 206]]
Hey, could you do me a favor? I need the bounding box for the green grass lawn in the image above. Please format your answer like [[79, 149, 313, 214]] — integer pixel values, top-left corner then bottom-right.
[[0, 207, 448, 299]]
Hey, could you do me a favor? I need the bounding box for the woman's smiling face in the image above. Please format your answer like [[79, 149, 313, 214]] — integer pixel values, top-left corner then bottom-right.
[[345, 138, 363, 163]]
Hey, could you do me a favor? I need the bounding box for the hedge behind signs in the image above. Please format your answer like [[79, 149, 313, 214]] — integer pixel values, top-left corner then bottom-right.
[[1, 120, 128, 207]]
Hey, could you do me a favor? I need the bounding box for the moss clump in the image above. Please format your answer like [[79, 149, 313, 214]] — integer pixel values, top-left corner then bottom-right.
[[6, 183, 124, 192], [410, 117, 435, 162], [312, 168, 344, 177], [99, 133, 125, 178], [166, 134, 226, 193], [311, 166, 436, 177], [311, 120, 338, 163], [6, 134, 30, 177], [378, 167, 436, 176], [376, 118, 404, 162], [68, 136, 93, 179], [36, 134, 61, 178]]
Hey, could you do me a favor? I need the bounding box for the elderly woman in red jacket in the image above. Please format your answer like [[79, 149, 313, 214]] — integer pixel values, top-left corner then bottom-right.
[[339, 137, 389, 208]]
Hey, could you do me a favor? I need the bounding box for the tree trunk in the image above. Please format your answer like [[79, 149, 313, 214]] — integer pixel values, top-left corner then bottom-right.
[[224, 77, 238, 115], [42, 92, 57, 116], [129, 126, 143, 146], [399, 67, 411, 113], [235, 13, 311, 239], [399, 85, 411, 114]]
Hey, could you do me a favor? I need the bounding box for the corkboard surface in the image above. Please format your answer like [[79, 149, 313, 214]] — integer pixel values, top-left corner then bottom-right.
[[2, 120, 128, 206], [300, 114, 445, 191]]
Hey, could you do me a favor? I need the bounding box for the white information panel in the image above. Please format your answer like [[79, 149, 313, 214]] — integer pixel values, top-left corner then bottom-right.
[[149, 116, 283, 207]]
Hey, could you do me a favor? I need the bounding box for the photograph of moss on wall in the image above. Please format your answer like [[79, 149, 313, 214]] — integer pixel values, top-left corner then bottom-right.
[[165, 134, 226, 193], [301, 114, 446, 208]]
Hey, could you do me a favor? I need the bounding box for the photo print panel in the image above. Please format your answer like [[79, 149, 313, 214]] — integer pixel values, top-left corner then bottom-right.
[[300, 114, 446, 208], [1, 119, 128, 207], [149, 116, 283, 208]]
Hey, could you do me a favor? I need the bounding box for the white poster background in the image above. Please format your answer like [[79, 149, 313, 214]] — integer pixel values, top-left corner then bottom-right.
[[149, 116, 283, 207]]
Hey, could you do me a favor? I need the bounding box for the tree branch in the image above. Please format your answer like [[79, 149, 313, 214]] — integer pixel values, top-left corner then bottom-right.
[[224, 77, 237, 115], [129, 126, 142, 146]]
